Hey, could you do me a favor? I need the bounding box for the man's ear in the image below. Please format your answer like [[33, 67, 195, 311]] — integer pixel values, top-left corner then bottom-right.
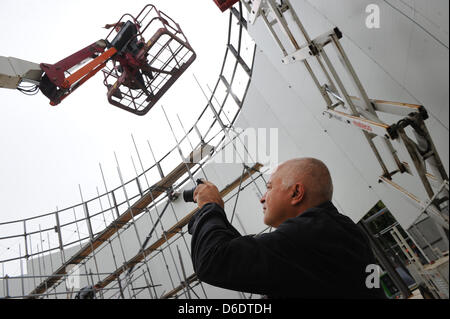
[[291, 183, 304, 205]]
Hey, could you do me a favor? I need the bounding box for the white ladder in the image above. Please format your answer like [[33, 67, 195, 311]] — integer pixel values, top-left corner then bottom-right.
[[244, 0, 449, 230]]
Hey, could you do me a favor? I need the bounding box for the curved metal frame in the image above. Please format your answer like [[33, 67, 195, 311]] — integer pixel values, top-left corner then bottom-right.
[[0, 4, 257, 299]]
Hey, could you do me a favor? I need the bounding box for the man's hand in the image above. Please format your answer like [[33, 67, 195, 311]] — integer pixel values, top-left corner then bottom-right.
[[194, 181, 225, 209]]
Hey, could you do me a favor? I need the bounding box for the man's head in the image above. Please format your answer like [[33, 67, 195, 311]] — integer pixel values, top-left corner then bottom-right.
[[260, 158, 333, 228]]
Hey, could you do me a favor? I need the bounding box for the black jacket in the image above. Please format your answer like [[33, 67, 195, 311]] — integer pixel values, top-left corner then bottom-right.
[[188, 201, 385, 298]]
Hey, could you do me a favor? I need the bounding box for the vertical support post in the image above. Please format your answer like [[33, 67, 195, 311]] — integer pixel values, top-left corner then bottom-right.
[[4, 275, 10, 298], [54, 208, 66, 264], [79, 185, 94, 241], [23, 221, 29, 260], [19, 244, 25, 298]]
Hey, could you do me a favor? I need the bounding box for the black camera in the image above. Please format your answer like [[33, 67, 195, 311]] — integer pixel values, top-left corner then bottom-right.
[[183, 179, 204, 203]]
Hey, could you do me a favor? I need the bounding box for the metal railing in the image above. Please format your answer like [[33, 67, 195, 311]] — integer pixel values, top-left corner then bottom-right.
[[0, 3, 258, 299]]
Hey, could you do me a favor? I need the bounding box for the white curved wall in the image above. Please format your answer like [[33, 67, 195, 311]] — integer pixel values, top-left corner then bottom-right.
[[236, 0, 449, 228]]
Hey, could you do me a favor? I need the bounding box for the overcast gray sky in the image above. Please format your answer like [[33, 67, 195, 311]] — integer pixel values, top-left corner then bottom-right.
[[0, 0, 230, 223]]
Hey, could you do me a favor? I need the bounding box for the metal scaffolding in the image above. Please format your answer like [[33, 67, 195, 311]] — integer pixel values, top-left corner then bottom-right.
[[0, 3, 265, 299]]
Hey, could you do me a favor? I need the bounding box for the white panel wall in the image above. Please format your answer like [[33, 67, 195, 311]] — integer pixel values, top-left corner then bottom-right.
[[305, 0, 449, 127], [241, 0, 448, 228]]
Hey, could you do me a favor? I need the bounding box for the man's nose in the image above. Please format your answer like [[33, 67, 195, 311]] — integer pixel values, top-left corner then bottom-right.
[[260, 194, 266, 204]]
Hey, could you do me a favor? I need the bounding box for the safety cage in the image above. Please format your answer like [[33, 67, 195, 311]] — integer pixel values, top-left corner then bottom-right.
[[102, 5, 196, 116]]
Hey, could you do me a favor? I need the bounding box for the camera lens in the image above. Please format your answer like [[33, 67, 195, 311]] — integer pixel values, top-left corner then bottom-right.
[[183, 188, 195, 202], [182, 179, 204, 203]]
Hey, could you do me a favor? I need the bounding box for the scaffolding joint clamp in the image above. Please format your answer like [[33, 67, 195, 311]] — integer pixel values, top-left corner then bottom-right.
[[309, 43, 320, 56], [333, 27, 343, 40], [416, 105, 429, 121], [167, 189, 178, 201], [386, 124, 399, 140]]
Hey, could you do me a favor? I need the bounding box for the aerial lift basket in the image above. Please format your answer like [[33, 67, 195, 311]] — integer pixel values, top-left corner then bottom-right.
[[102, 4, 196, 115]]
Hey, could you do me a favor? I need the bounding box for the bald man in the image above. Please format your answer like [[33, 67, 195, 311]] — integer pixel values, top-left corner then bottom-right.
[[188, 158, 385, 298]]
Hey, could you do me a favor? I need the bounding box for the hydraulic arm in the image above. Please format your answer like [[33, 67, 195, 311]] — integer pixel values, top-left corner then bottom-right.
[[0, 4, 196, 116]]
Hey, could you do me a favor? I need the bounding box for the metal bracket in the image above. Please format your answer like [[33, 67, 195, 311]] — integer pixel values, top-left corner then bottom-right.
[[249, 0, 264, 24]]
